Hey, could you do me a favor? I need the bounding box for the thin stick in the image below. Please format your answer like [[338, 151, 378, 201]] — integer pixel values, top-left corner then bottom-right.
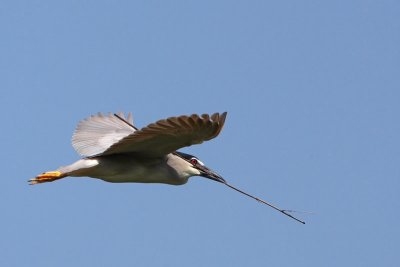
[[224, 182, 305, 224], [114, 113, 138, 130]]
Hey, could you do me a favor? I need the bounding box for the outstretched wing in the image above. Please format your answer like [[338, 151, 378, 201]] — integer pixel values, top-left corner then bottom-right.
[[72, 112, 135, 157], [100, 112, 227, 157]]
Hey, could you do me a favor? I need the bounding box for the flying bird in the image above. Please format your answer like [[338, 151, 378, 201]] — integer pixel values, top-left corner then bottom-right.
[[30, 112, 305, 224]]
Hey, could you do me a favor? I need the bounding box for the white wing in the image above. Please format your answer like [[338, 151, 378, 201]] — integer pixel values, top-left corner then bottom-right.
[[72, 112, 135, 157]]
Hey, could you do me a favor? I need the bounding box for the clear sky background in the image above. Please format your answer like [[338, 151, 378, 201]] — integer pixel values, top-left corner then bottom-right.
[[1, 1, 399, 266]]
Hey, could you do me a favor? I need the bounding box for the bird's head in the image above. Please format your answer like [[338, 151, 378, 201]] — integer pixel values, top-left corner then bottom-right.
[[174, 151, 226, 184]]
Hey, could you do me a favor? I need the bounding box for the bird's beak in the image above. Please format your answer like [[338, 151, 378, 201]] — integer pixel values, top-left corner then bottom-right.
[[197, 165, 226, 184]]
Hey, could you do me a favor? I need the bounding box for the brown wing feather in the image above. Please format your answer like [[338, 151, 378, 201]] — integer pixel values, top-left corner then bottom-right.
[[99, 112, 227, 157]]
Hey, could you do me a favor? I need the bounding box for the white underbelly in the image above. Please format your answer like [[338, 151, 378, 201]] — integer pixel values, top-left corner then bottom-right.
[[87, 158, 188, 185]]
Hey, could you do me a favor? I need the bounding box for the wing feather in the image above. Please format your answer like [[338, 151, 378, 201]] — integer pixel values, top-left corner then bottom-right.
[[72, 112, 136, 157], [100, 112, 227, 157]]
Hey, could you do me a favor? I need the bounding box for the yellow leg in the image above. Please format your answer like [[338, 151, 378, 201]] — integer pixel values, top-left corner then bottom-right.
[[29, 171, 66, 185]]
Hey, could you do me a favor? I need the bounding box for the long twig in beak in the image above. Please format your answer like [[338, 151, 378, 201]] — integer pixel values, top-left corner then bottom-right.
[[223, 182, 306, 224]]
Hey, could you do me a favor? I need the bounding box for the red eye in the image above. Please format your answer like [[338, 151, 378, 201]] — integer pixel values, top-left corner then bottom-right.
[[190, 158, 198, 165]]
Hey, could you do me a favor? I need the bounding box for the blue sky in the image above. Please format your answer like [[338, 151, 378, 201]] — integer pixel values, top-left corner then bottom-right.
[[1, 1, 399, 266]]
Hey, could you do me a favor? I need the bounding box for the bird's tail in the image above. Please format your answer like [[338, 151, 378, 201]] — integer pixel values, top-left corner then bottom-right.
[[29, 171, 67, 185]]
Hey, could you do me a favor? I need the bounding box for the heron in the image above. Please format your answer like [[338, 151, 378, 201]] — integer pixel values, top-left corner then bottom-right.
[[30, 112, 305, 224]]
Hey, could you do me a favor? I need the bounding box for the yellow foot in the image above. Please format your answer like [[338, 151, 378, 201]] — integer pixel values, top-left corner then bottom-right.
[[29, 171, 65, 185]]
